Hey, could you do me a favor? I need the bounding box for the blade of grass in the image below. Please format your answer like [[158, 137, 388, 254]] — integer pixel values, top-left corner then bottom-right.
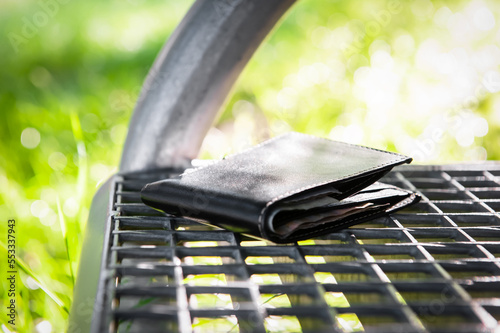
[[18, 286, 33, 332], [57, 196, 75, 287], [70, 111, 87, 237], [0, 241, 69, 314], [69, 111, 88, 271], [261, 293, 285, 305], [133, 297, 156, 308]]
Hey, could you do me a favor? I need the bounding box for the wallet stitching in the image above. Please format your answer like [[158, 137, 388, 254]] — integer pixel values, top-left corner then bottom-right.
[[180, 132, 408, 177], [386, 193, 418, 212], [296, 132, 407, 158]]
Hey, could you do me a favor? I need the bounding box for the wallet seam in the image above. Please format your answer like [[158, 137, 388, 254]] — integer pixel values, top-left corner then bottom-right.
[[179, 132, 408, 177], [386, 192, 419, 212], [294, 132, 408, 158]]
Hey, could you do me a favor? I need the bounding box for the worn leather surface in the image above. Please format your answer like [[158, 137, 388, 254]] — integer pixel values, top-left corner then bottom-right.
[[141, 132, 419, 243]]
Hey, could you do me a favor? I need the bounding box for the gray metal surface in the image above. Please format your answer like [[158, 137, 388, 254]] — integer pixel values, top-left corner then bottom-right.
[[120, 0, 295, 173], [68, 178, 114, 333], [94, 164, 500, 333]]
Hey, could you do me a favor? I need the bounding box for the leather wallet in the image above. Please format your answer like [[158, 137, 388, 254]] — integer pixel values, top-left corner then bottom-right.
[[141, 132, 420, 243]]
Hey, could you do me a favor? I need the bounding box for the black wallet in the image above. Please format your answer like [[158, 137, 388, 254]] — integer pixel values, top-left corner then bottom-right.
[[141, 132, 420, 243]]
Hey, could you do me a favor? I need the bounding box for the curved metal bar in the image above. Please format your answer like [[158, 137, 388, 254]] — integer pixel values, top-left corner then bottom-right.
[[120, 0, 296, 172]]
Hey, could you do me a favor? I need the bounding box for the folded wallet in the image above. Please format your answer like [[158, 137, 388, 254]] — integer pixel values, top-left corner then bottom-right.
[[141, 132, 420, 243]]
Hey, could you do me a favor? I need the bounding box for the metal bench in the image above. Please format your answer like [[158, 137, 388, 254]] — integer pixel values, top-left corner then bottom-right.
[[68, 1, 500, 332]]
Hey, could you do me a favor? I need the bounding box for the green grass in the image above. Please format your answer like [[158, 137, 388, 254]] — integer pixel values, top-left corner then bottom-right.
[[1, 0, 499, 331]]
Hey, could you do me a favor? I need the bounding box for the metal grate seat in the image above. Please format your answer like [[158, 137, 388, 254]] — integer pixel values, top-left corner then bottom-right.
[[81, 164, 500, 333]]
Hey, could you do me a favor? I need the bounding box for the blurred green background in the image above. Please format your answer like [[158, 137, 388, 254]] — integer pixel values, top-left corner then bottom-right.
[[0, 0, 499, 331]]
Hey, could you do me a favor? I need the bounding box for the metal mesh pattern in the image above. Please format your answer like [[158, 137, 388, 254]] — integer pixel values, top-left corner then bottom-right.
[[101, 165, 500, 333]]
